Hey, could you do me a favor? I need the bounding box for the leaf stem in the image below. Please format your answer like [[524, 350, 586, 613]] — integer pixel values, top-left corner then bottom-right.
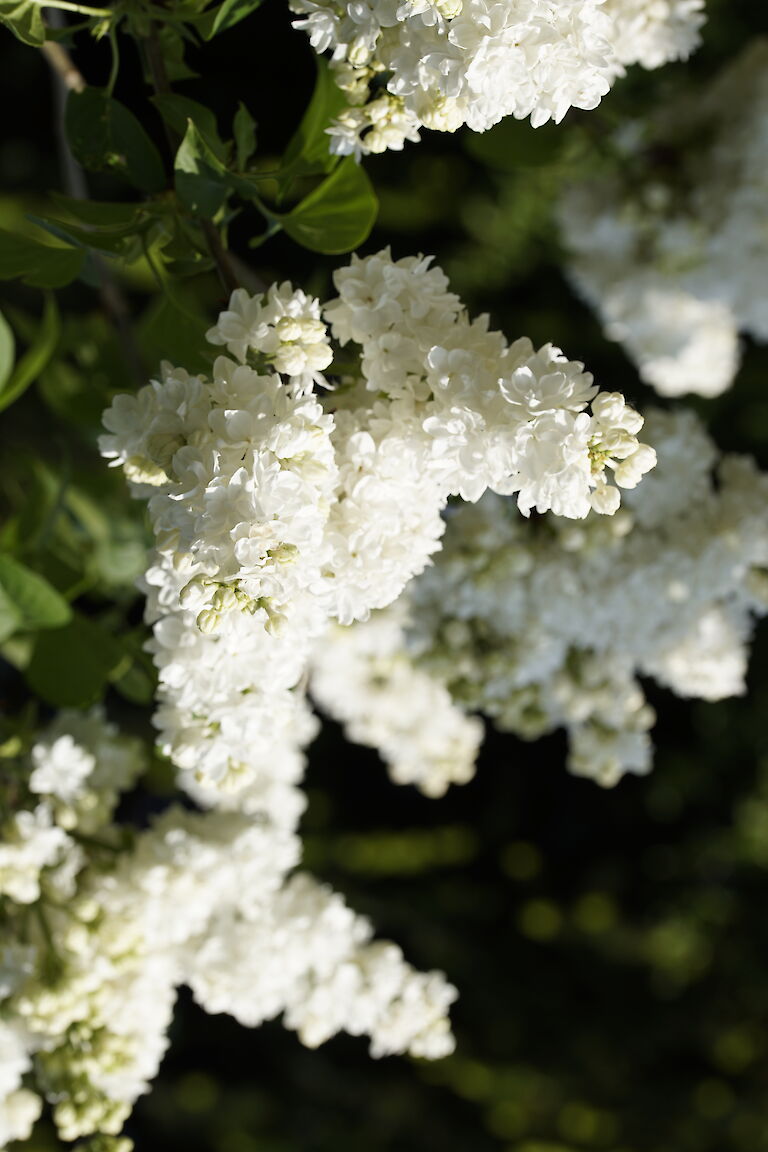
[[106, 24, 120, 97], [32, 0, 114, 15]]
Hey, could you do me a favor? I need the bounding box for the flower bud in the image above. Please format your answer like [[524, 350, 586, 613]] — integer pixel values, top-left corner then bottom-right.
[[196, 609, 220, 635]]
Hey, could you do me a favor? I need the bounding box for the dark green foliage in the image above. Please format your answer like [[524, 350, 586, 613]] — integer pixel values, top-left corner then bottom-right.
[[65, 89, 166, 193], [0, 554, 72, 642]]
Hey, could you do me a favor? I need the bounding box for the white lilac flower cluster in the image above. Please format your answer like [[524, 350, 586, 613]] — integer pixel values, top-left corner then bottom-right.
[[311, 601, 484, 796], [0, 708, 143, 1147], [1, 1022, 43, 1149], [0, 712, 456, 1148], [608, 0, 705, 69], [19, 250, 647, 1142], [15, 249, 649, 1146], [0, 708, 143, 907], [100, 249, 652, 811], [559, 39, 768, 398], [288, 0, 706, 157], [311, 410, 768, 792]]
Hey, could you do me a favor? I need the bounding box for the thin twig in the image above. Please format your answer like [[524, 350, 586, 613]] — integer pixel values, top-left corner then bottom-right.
[[201, 219, 240, 296], [42, 14, 88, 198], [41, 38, 86, 93]]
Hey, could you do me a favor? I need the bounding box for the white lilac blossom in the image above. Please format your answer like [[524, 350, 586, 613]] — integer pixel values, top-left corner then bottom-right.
[[0, 804, 73, 904], [559, 39, 768, 398], [0, 1021, 42, 1149], [289, 0, 707, 157], [4, 253, 648, 1144], [0, 733, 456, 1147], [321, 251, 653, 625], [605, 0, 705, 69], [0, 709, 143, 907], [101, 250, 651, 805], [12, 807, 452, 1139], [15, 253, 652, 1146], [313, 410, 768, 789], [28, 708, 144, 828], [206, 282, 334, 383], [310, 602, 484, 796], [186, 868, 456, 1056]]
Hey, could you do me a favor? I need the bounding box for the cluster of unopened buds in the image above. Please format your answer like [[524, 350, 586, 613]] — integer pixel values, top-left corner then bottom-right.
[[179, 573, 291, 635], [587, 392, 657, 513]]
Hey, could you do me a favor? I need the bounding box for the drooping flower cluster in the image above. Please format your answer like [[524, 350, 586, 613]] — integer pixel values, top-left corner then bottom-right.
[[311, 601, 484, 796], [27, 249, 652, 1146], [0, 711, 456, 1148], [311, 410, 768, 791], [100, 249, 652, 808], [559, 39, 768, 398], [288, 0, 706, 156], [13, 251, 647, 1143], [44, 248, 649, 1145]]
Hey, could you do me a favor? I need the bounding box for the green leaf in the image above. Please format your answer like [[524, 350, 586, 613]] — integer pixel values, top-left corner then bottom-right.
[[36, 198, 166, 262], [0, 584, 21, 644], [27, 613, 127, 708], [0, 554, 72, 639], [233, 102, 257, 171], [48, 194, 144, 229], [279, 58, 347, 185], [113, 653, 156, 705], [27, 212, 145, 258], [139, 292, 211, 377], [0, 309, 15, 392], [0, 230, 84, 288], [174, 119, 232, 217], [279, 157, 378, 254], [36, 312, 131, 430], [152, 93, 228, 162], [0, 295, 60, 413], [112, 629, 157, 705], [0, 0, 44, 46], [198, 0, 264, 40], [156, 24, 199, 83], [65, 88, 166, 194]]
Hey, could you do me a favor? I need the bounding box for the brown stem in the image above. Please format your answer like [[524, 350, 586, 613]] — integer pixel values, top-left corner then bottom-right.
[[143, 23, 172, 96], [201, 220, 240, 296]]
